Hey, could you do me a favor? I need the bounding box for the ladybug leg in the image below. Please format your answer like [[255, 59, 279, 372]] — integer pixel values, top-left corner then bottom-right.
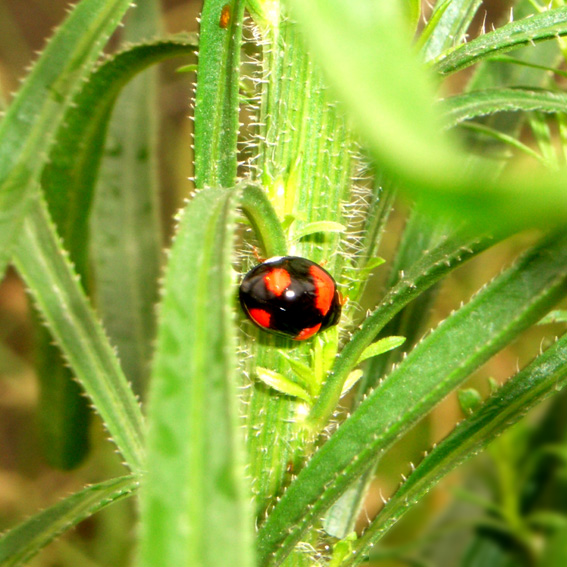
[[339, 291, 348, 306], [252, 246, 265, 263]]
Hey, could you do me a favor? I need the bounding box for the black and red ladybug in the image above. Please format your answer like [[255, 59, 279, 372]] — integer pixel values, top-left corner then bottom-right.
[[239, 256, 342, 340]]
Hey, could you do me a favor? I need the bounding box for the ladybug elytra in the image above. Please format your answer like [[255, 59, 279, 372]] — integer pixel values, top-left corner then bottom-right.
[[239, 256, 342, 340]]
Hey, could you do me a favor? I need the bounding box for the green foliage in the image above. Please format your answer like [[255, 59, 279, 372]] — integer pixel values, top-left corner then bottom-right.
[[35, 35, 197, 468], [13, 196, 145, 473], [0, 476, 138, 567], [433, 8, 567, 74], [194, 0, 247, 187], [257, 231, 567, 565], [0, 0, 135, 277], [89, 17, 191, 395], [443, 87, 567, 129], [139, 187, 254, 567], [3, 1, 567, 567]]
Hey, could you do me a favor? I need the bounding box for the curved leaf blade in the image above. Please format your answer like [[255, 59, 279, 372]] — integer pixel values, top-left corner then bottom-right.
[[86, 35, 196, 395], [44, 35, 198, 281], [309, 234, 492, 432], [33, 35, 197, 470], [357, 336, 406, 364], [421, 0, 481, 61], [434, 8, 567, 75]]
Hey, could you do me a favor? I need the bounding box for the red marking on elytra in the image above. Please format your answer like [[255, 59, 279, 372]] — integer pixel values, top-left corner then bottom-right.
[[264, 268, 291, 297], [294, 323, 322, 341], [249, 308, 271, 328], [309, 265, 334, 316]]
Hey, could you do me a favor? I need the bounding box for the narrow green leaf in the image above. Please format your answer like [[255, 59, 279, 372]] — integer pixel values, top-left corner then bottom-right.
[[257, 232, 567, 566], [0, 0, 134, 277], [434, 8, 567, 75], [358, 211, 455, 402], [442, 88, 567, 129], [139, 187, 254, 567], [194, 0, 246, 188], [403, 0, 420, 32], [13, 197, 145, 473], [44, 36, 198, 280], [363, 257, 386, 271], [414, 0, 452, 54], [256, 367, 313, 404], [484, 54, 567, 79], [90, 30, 196, 396], [357, 336, 406, 364], [294, 221, 346, 240], [539, 309, 567, 324], [422, 0, 482, 60], [460, 121, 547, 164], [346, 332, 567, 565], [176, 63, 199, 73], [464, 1, 563, 117], [0, 475, 138, 567], [239, 182, 288, 258], [341, 370, 364, 397], [279, 354, 315, 393], [34, 35, 197, 470], [310, 234, 492, 433]]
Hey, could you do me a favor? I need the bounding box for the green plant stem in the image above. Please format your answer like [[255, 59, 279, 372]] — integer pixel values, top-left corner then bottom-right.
[[242, 11, 357, 533]]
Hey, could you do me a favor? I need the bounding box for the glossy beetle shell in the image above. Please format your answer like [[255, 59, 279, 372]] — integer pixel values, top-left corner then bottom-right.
[[239, 256, 342, 340]]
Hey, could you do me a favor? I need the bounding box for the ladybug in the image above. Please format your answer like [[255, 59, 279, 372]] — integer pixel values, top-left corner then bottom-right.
[[239, 256, 342, 340]]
